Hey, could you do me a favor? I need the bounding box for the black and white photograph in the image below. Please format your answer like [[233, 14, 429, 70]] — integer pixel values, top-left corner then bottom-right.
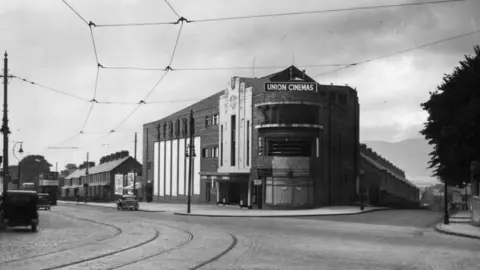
[[1, 0, 480, 269]]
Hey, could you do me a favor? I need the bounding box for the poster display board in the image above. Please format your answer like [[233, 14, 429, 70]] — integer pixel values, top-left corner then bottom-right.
[[114, 174, 124, 195]]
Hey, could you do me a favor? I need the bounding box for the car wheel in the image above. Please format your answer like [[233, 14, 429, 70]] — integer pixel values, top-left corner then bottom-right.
[[31, 224, 37, 232]]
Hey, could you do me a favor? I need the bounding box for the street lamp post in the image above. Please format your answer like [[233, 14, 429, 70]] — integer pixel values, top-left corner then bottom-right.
[[185, 110, 196, 214], [13, 141, 24, 189], [359, 170, 365, 211], [443, 174, 449, 224], [1, 52, 12, 195]]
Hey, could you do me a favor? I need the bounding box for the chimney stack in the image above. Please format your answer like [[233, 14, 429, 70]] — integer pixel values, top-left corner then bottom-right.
[[302, 70, 306, 80]]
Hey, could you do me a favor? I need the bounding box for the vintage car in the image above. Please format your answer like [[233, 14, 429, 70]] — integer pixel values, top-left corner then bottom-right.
[[0, 190, 39, 232], [37, 193, 51, 210], [117, 195, 139, 211]]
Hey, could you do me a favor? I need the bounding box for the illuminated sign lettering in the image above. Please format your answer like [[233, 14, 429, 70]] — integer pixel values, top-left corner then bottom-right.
[[265, 82, 317, 92]]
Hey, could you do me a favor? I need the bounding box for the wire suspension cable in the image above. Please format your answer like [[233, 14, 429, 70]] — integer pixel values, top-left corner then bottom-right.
[[313, 28, 480, 78], [89, 26, 100, 65], [142, 70, 170, 101], [93, 66, 100, 99], [168, 21, 184, 67], [164, 0, 181, 18], [81, 103, 96, 132], [62, 0, 89, 25]]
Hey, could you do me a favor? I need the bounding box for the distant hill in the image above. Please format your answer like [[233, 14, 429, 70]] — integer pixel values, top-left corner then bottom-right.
[[361, 138, 439, 187]]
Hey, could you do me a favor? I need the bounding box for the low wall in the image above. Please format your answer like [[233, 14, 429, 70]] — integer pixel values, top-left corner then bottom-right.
[[473, 196, 480, 226]]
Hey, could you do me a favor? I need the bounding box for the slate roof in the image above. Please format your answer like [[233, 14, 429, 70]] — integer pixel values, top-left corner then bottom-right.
[[65, 156, 130, 180], [361, 152, 418, 189]]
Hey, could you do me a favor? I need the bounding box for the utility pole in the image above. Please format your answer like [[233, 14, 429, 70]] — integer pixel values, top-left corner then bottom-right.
[[1, 51, 12, 194], [85, 152, 89, 204], [327, 101, 332, 206], [133, 132, 137, 197]]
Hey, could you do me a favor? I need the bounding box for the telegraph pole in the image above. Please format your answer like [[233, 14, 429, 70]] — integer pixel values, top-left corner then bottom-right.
[[1, 52, 12, 194], [85, 152, 89, 204], [133, 132, 137, 197]]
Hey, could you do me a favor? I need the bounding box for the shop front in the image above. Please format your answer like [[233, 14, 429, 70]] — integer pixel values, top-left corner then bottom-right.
[[200, 172, 250, 207]]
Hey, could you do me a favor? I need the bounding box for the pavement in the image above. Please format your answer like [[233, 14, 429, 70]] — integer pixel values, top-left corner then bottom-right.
[[435, 211, 480, 240], [58, 200, 390, 217], [8, 205, 479, 270], [293, 209, 445, 228]]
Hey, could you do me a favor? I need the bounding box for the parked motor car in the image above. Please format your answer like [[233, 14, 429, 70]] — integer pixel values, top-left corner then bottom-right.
[[0, 190, 39, 232], [37, 193, 51, 210], [116, 195, 139, 211]]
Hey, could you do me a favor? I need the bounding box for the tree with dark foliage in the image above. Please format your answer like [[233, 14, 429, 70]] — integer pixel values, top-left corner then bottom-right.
[[421, 45, 480, 187], [19, 155, 52, 183], [78, 161, 95, 170]]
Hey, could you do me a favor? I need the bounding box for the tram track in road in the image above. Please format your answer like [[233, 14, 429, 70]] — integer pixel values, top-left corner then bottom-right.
[[1, 208, 161, 270], [44, 205, 242, 270], [41, 228, 161, 270], [188, 232, 238, 270], [0, 210, 123, 264], [101, 221, 196, 270]]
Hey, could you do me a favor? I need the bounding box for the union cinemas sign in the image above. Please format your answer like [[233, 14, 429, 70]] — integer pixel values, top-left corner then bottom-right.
[[265, 82, 318, 92]]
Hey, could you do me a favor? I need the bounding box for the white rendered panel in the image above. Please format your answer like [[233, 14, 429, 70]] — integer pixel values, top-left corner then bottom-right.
[[193, 136, 201, 195], [165, 140, 171, 196], [153, 142, 159, 196], [159, 141, 165, 196], [172, 139, 178, 196], [178, 138, 186, 195]]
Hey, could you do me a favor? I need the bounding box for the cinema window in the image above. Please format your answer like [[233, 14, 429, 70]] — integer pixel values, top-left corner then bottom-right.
[[266, 137, 312, 157]]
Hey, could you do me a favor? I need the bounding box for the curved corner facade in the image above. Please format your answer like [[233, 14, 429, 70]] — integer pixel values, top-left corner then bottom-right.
[[142, 66, 420, 209]]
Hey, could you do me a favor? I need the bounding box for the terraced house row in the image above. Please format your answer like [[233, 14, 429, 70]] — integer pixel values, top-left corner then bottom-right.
[[142, 66, 420, 209]]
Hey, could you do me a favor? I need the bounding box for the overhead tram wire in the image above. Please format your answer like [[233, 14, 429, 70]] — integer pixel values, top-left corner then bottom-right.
[[88, 0, 463, 28], [54, 0, 464, 150], [312, 28, 480, 79], [97, 97, 202, 105], [190, 0, 464, 23], [100, 63, 352, 71], [99, 19, 184, 138], [12, 76, 90, 102]]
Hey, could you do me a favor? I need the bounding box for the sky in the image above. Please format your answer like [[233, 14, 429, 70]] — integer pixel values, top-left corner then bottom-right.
[[0, 0, 479, 179]]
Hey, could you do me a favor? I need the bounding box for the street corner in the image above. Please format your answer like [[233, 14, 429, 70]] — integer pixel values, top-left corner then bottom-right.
[[0, 210, 119, 264], [434, 222, 480, 240], [57, 200, 166, 213], [172, 206, 392, 218]]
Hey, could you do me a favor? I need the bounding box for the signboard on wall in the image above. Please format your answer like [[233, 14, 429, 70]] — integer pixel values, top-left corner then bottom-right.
[[265, 82, 317, 92], [114, 174, 124, 195]]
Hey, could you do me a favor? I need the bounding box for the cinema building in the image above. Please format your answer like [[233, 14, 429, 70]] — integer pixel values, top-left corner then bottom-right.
[[143, 66, 419, 209]]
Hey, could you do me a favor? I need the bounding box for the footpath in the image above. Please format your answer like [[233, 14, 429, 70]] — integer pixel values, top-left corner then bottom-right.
[[58, 200, 389, 217], [435, 211, 480, 240]]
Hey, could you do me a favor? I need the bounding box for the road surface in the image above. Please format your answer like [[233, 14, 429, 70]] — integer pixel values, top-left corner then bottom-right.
[[1, 205, 479, 270]]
